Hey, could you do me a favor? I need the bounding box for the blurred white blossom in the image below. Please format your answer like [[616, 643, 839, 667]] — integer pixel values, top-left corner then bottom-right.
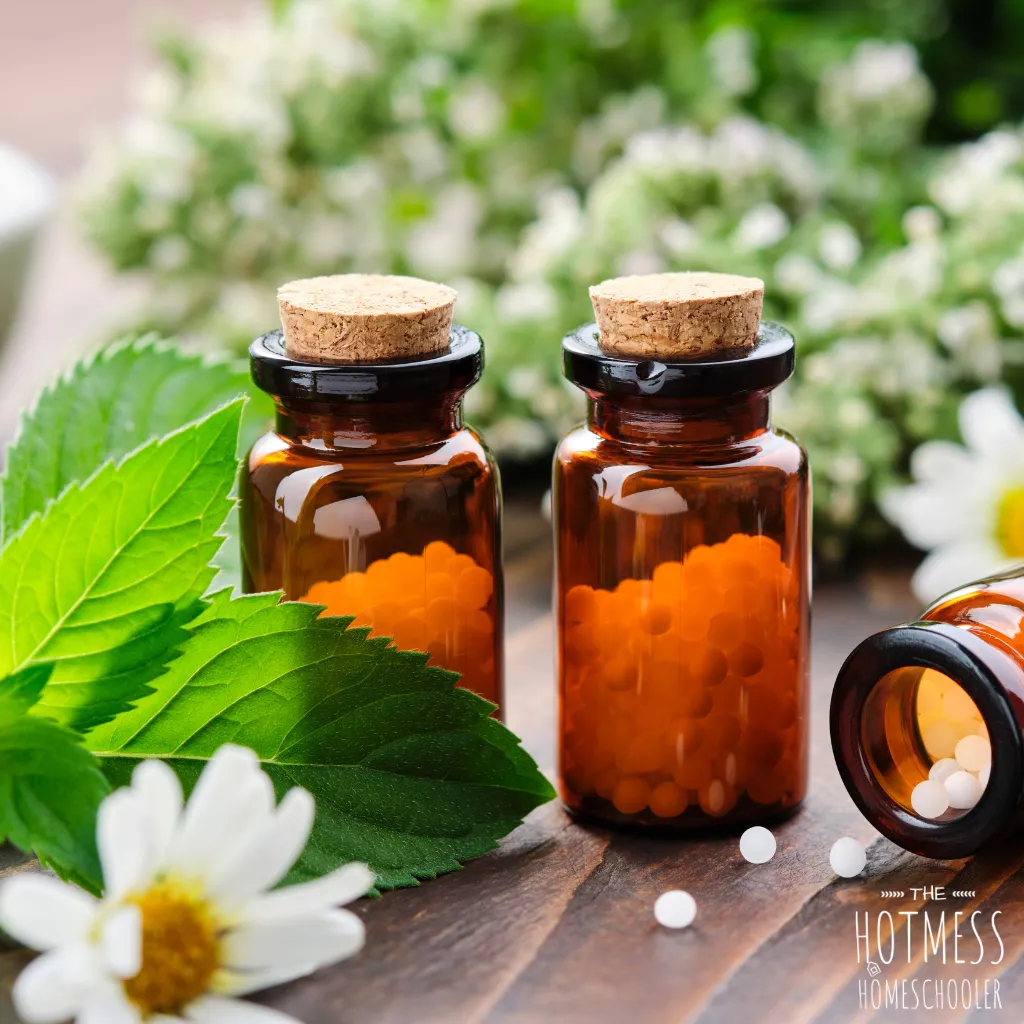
[[706, 26, 758, 97], [883, 388, 1024, 603], [74, 5, 1024, 562]]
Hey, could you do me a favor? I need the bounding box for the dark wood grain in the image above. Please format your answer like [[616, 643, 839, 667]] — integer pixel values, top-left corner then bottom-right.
[[250, 579, 1024, 1024]]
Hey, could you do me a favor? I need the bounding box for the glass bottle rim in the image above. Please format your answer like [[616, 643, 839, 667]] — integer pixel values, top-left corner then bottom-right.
[[831, 621, 1024, 858], [562, 320, 794, 399], [249, 324, 483, 403]]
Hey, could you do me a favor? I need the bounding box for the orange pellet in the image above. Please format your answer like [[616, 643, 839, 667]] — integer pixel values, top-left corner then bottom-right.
[[299, 543, 497, 703], [612, 776, 651, 815], [561, 531, 803, 822], [649, 781, 689, 818]]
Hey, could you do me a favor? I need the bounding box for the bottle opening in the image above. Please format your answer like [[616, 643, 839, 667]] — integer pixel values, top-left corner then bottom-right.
[[861, 666, 992, 823]]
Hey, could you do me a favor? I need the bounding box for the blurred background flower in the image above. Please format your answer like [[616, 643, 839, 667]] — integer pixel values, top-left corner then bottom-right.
[[62, 0, 1024, 570]]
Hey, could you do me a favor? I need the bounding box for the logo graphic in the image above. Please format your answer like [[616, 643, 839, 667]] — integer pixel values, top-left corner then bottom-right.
[[853, 884, 1006, 1012]]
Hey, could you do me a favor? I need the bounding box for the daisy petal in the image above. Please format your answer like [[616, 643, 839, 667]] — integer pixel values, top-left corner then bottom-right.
[[959, 387, 1024, 464], [184, 995, 304, 1024], [98, 788, 155, 900], [76, 983, 143, 1024], [168, 745, 275, 883], [212, 959, 337, 998], [0, 874, 97, 950], [131, 759, 183, 869], [223, 908, 364, 977], [908, 440, 977, 485], [242, 863, 374, 924], [208, 787, 315, 908], [912, 540, 1014, 604], [100, 904, 142, 979], [11, 945, 104, 1024], [880, 478, 992, 550]]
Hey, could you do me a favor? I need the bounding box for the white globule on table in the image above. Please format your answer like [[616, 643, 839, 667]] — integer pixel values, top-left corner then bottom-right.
[[654, 890, 697, 929], [830, 837, 866, 878], [739, 826, 777, 864]]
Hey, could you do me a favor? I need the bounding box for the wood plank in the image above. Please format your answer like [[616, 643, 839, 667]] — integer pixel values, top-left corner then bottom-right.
[[261, 583, 985, 1024]]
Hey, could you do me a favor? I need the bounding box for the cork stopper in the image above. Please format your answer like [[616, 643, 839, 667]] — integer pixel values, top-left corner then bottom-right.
[[589, 272, 764, 359], [277, 274, 457, 363]]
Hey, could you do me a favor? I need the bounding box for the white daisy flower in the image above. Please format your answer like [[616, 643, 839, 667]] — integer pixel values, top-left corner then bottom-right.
[[881, 387, 1024, 604], [0, 745, 373, 1024]]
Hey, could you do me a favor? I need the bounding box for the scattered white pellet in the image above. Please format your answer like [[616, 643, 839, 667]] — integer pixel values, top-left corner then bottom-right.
[[654, 890, 697, 929], [945, 770, 981, 809], [911, 779, 950, 819], [955, 735, 991, 774], [739, 826, 777, 864], [830, 837, 866, 878], [928, 758, 960, 785], [979, 762, 992, 790]]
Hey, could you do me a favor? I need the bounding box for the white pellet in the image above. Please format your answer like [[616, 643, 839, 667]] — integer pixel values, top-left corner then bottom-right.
[[955, 734, 991, 773], [654, 890, 697, 929], [928, 758, 960, 784], [944, 770, 981, 809], [979, 762, 991, 790], [911, 779, 949, 819], [739, 826, 777, 864], [830, 837, 866, 878]]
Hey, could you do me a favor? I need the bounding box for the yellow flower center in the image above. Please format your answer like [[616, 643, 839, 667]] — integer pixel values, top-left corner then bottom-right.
[[996, 486, 1024, 558], [122, 884, 220, 1016]]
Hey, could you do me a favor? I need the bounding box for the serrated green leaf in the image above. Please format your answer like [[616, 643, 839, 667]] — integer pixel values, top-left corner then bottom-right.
[[0, 402, 244, 732], [0, 668, 108, 891], [0, 665, 53, 715], [90, 590, 554, 891], [0, 336, 270, 545]]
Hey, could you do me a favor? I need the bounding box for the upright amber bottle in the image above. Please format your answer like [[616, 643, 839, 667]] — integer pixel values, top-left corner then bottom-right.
[[832, 567, 1024, 858], [555, 274, 810, 829], [240, 275, 504, 712]]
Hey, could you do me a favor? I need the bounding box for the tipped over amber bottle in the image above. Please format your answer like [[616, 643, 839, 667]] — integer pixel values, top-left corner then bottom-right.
[[832, 567, 1024, 858], [240, 275, 504, 712], [554, 273, 810, 830]]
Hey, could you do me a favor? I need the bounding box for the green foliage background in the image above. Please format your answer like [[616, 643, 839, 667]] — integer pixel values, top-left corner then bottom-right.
[[77, 0, 1024, 557]]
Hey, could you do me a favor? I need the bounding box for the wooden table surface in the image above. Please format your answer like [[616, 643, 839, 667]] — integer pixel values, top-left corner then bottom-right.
[[6, 576, 1024, 1023], [237, 580, 1024, 1024]]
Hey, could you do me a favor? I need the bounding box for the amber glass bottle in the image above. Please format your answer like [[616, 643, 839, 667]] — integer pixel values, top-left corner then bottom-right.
[[240, 325, 504, 711], [832, 567, 1024, 858], [554, 322, 810, 829]]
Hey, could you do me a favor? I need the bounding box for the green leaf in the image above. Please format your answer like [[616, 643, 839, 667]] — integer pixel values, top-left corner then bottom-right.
[[0, 667, 108, 892], [90, 591, 554, 891], [0, 401, 244, 732], [0, 665, 53, 715], [0, 336, 269, 545]]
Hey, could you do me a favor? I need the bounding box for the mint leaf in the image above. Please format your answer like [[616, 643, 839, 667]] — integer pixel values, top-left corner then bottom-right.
[[0, 667, 108, 892], [0, 665, 52, 714], [91, 591, 554, 891], [0, 336, 269, 544], [0, 402, 244, 731]]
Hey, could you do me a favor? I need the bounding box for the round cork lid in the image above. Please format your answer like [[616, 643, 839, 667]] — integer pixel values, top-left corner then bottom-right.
[[277, 274, 457, 363], [589, 272, 764, 358]]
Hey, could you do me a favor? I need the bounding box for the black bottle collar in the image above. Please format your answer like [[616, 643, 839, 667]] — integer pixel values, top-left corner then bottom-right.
[[250, 325, 483, 403], [562, 321, 794, 399]]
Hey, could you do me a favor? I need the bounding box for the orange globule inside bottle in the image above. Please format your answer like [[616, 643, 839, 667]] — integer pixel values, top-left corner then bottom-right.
[[240, 326, 504, 712], [555, 322, 811, 829], [302, 541, 497, 699], [832, 568, 1024, 858]]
